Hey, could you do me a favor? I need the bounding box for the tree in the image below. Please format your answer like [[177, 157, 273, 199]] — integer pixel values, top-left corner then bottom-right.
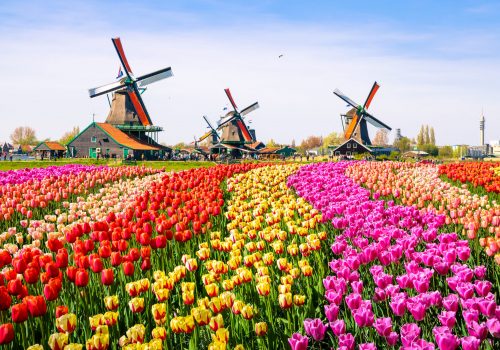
[[424, 125, 430, 145], [10, 126, 37, 145], [421, 144, 438, 156], [59, 126, 80, 145], [417, 126, 425, 145], [322, 132, 345, 147], [438, 146, 453, 158], [173, 142, 187, 149], [430, 127, 436, 145], [372, 129, 389, 146], [300, 136, 323, 152], [267, 139, 279, 148], [394, 136, 411, 153], [291, 139, 296, 148]]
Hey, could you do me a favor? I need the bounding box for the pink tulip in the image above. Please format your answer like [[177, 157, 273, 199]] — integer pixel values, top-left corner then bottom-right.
[[400, 323, 421, 347], [338, 333, 355, 350], [329, 319, 346, 336], [486, 318, 500, 338], [460, 336, 481, 350], [303, 318, 328, 341], [288, 333, 308, 350], [438, 311, 456, 328], [373, 317, 392, 337], [407, 301, 426, 321], [324, 303, 339, 322], [442, 294, 459, 312]]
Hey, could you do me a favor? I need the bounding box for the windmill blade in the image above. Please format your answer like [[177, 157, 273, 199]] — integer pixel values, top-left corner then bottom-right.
[[363, 81, 380, 109], [88, 80, 126, 98], [363, 112, 392, 130], [198, 131, 213, 142], [344, 112, 360, 139], [136, 67, 173, 87], [112, 37, 134, 78], [240, 102, 259, 116], [126, 90, 152, 126], [235, 119, 253, 142], [203, 116, 217, 132], [333, 89, 360, 109], [224, 88, 238, 111], [217, 114, 237, 129]]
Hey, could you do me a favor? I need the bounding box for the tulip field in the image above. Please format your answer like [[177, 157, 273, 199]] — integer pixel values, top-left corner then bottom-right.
[[0, 162, 498, 350]]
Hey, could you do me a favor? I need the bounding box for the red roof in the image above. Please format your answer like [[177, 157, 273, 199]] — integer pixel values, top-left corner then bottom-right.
[[44, 141, 66, 151], [97, 123, 161, 150]]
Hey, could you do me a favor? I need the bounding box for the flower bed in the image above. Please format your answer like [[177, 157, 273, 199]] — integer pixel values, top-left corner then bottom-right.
[[287, 162, 499, 350]]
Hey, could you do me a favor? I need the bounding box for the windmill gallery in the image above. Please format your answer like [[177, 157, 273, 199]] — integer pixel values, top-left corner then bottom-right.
[[68, 37, 392, 160]]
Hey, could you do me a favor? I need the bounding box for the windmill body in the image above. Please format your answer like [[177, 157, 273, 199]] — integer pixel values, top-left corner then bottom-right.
[[215, 88, 259, 153], [334, 82, 391, 146]]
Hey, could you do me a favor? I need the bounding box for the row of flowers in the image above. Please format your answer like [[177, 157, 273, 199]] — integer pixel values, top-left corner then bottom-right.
[[0, 165, 160, 224], [345, 162, 500, 264], [287, 162, 499, 350], [438, 162, 500, 194]]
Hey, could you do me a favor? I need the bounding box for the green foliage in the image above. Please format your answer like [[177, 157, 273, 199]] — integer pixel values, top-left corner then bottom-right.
[[59, 126, 80, 145], [393, 136, 411, 153], [438, 145, 453, 158], [421, 144, 439, 156]]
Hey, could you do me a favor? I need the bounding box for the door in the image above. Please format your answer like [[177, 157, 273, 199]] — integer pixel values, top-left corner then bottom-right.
[[89, 148, 97, 158], [123, 148, 129, 159]]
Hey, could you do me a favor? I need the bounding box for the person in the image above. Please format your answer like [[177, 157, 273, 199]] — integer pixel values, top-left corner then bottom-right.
[[141, 153, 145, 161], [9, 154, 12, 161]]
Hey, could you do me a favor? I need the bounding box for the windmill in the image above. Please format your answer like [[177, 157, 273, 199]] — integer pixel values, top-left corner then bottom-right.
[[217, 88, 259, 145], [88, 37, 173, 144], [333, 82, 391, 145], [197, 116, 220, 146]]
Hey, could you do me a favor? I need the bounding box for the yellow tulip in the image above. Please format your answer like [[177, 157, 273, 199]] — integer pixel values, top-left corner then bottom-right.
[[126, 324, 146, 343], [152, 303, 167, 325], [128, 297, 145, 313], [209, 314, 224, 331], [103, 295, 119, 311], [56, 313, 77, 333], [151, 326, 167, 340], [48, 333, 68, 350], [86, 333, 109, 350], [255, 322, 268, 336], [241, 304, 254, 320], [192, 306, 212, 326]]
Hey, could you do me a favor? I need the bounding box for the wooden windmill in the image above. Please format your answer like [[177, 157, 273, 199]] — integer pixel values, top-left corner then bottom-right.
[[217, 88, 259, 146], [197, 116, 220, 146], [88, 37, 173, 144], [333, 82, 391, 145]]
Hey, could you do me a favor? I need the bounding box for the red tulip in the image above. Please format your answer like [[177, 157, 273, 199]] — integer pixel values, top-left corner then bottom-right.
[[140, 258, 151, 271], [55, 305, 69, 318], [101, 269, 114, 286], [7, 279, 23, 296], [12, 258, 27, 274], [0, 323, 14, 345], [123, 261, 135, 276], [24, 295, 47, 317], [0, 287, 12, 311], [66, 266, 77, 282], [75, 269, 89, 287], [44, 283, 59, 301], [111, 252, 122, 267], [90, 258, 104, 273], [11, 303, 28, 323]]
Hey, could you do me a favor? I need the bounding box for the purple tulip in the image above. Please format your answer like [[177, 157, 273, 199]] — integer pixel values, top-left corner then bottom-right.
[[442, 294, 459, 312], [303, 318, 328, 341], [387, 331, 398, 346], [407, 301, 426, 321], [474, 280, 492, 297], [390, 296, 406, 317], [473, 266, 486, 280], [400, 323, 421, 347], [358, 343, 376, 350], [438, 311, 456, 329], [486, 318, 500, 338], [329, 319, 346, 336], [338, 333, 355, 350], [467, 321, 488, 340], [373, 317, 392, 337], [462, 309, 479, 326], [353, 306, 374, 328], [324, 303, 339, 322], [288, 333, 308, 350], [345, 293, 362, 310], [460, 336, 481, 350], [434, 329, 459, 350]]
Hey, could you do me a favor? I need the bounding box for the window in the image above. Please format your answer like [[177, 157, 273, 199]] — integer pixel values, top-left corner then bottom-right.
[[346, 151, 351, 156], [353, 143, 357, 148], [335, 151, 340, 156], [347, 143, 351, 148], [91, 136, 97, 143]]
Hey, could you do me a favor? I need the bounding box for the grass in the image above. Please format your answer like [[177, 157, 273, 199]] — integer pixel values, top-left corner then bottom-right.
[[0, 159, 216, 172]]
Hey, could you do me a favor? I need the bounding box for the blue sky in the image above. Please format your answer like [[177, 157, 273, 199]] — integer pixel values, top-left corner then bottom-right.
[[0, 0, 499, 145]]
